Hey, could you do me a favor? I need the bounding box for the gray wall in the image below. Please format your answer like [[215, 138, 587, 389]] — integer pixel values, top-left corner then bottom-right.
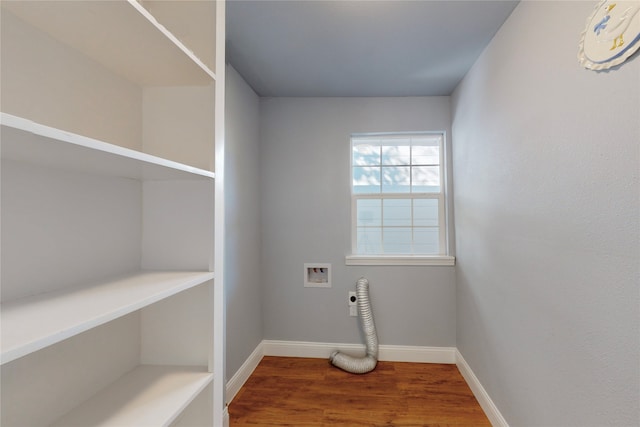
[[259, 97, 456, 347], [451, 2, 639, 426], [225, 65, 263, 381]]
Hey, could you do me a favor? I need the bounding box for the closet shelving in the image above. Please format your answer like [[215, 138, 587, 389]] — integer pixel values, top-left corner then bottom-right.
[[1, 113, 216, 181], [2, 0, 216, 85], [50, 365, 214, 427], [1, 1, 225, 426], [1, 268, 215, 365]]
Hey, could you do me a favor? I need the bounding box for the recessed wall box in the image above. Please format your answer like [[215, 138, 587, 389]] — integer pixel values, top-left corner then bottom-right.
[[304, 263, 331, 288]]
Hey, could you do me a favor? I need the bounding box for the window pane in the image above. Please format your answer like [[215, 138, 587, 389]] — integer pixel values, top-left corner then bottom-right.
[[357, 199, 381, 226], [412, 144, 440, 165], [383, 228, 412, 254], [412, 166, 440, 193], [413, 199, 439, 227], [357, 227, 382, 254], [381, 144, 410, 165], [353, 166, 381, 194], [352, 142, 380, 166], [412, 134, 441, 161], [413, 228, 439, 254], [383, 199, 411, 226], [382, 166, 410, 193]]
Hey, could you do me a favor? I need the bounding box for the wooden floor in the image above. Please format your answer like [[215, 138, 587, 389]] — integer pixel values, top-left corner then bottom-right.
[[229, 356, 491, 426]]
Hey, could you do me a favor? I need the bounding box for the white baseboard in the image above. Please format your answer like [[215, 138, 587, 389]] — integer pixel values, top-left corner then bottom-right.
[[456, 349, 509, 427], [221, 407, 229, 427], [225, 341, 264, 404], [379, 344, 457, 364], [262, 340, 457, 364]]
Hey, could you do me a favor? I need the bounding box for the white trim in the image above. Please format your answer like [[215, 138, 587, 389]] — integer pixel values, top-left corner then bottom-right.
[[263, 340, 358, 359], [456, 350, 509, 427], [209, 1, 229, 425], [379, 344, 456, 364], [262, 340, 456, 364], [222, 406, 229, 427], [345, 255, 455, 266], [225, 342, 264, 404], [212, 0, 226, 420]]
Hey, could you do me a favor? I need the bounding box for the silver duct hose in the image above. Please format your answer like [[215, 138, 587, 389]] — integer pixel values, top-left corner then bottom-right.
[[329, 277, 378, 374]]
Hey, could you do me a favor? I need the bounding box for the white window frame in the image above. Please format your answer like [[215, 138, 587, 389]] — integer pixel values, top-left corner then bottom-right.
[[346, 132, 455, 266]]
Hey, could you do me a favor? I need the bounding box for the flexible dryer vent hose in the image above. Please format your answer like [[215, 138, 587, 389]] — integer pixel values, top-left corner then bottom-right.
[[330, 277, 378, 374]]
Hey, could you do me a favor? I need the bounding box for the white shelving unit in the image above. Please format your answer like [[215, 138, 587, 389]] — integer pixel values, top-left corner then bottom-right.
[[1, 1, 226, 426]]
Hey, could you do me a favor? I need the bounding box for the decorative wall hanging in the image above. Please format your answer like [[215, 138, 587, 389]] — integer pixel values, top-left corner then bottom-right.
[[578, 0, 640, 70]]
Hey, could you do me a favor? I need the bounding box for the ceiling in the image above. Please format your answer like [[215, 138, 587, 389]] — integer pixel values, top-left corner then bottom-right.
[[226, 0, 519, 97]]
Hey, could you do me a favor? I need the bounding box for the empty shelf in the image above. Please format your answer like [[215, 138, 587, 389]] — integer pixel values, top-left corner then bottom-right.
[[2, 0, 215, 86], [51, 365, 213, 427], [1, 113, 215, 180], [1, 271, 215, 364]]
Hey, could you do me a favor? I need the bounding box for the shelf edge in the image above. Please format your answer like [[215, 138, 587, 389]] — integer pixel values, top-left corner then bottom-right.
[[0, 113, 215, 180], [126, 0, 217, 82], [0, 271, 215, 365], [50, 365, 213, 427]]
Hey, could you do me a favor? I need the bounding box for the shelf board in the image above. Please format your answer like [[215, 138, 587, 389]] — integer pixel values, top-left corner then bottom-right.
[[51, 365, 213, 427], [0, 113, 215, 180], [0, 271, 215, 365], [1, 0, 215, 86]]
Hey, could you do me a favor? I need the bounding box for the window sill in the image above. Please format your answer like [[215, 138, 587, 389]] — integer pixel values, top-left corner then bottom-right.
[[345, 255, 456, 266]]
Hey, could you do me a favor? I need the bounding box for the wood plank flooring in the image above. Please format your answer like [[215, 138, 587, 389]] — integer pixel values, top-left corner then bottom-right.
[[229, 356, 491, 426]]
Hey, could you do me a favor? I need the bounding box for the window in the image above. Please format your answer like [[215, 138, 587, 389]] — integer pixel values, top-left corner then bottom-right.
[[347, 132, 454, 266]]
